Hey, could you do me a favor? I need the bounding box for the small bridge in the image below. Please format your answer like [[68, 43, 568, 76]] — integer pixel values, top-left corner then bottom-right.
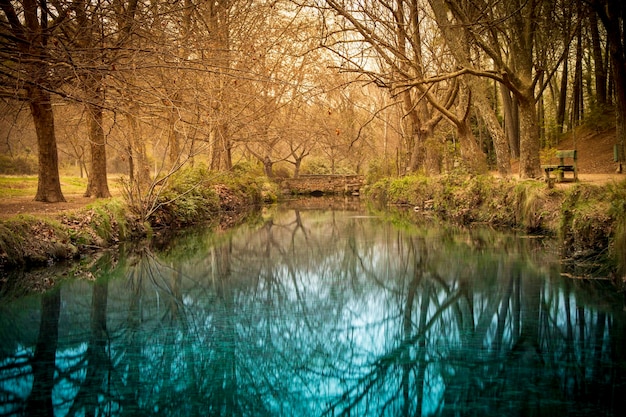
[[281, 175, 365, 196]]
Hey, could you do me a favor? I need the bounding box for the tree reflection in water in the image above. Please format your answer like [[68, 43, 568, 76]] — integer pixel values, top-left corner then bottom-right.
[[1, 206, 625, 416]]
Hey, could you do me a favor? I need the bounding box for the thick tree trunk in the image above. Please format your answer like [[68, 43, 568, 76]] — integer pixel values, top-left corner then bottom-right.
[[500, 87, 520, 159], [84, 102, 112, 198], [456, 119, 488, 173], [472, 81, 511, 175], [403, 91, 429, 173], [518, 96, 542, 178], [448, 85, 488, 174], [429, 0, 509, 175], [29, 87, 66, 203], [293, 157, 303, 178], [210, 119, 232, 171], [263, 156, 273, 177], [408, 126, 427, 173]]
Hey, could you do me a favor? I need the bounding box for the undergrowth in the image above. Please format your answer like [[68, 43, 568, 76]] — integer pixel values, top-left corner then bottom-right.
[[145, 164, 270, 227], [365, 175, 626, 282], [1, 166, 270, 273]]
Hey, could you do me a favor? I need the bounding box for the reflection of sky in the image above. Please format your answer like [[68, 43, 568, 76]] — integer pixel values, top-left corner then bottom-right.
[[0, 210, 620, 416]]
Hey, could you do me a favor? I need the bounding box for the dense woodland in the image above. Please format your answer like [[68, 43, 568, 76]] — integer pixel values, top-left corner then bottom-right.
[[1, 0, 625, 204]]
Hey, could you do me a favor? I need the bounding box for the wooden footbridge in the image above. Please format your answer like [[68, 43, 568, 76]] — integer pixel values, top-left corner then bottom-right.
[[280, 175, 365, 196]]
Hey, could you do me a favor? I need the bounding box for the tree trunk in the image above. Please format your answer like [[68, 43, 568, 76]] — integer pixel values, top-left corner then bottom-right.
[[590, 11, 608, 106], [294, 159, 302, 178], [501, 87, 521, 159], [126, 112, 151, 190], [210, 122, 231, 171], [448, 84, 488, 173], [403, 91, 429, 173], [84, 101, 112, 198], [557, 54, 569, 134], [429, 0, 510, 175], [29, 87, 66, 203], [167, 107, 182, 168], [456, 118, 488, 173], [472, 81, 511, 175], [518, 96, 542, 178], [408, 126, 427, 173], [165, 93, 182, 169], [207, 0, 232, 172], [572, 24, 585, 126], [263, 155, 273, 177]]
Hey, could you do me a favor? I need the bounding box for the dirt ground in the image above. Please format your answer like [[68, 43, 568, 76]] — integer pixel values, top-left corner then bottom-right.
[[0, 128, 624, 220], [0, 195, 100, 220]]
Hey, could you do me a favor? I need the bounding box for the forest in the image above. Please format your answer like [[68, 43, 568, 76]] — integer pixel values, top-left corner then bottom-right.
[[1, 0, 625, 205]]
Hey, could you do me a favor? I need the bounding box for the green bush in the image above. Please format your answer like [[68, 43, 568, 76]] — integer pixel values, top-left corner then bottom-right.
[[146, 164, 267, 227], [151, 165, 220, 226], [366, 158, 398, 185], [0, 154, 37, 175], [301, 158, 332, 175]]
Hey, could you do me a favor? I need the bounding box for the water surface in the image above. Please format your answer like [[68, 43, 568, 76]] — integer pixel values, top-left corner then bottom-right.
[[1, 203, 625, 416]]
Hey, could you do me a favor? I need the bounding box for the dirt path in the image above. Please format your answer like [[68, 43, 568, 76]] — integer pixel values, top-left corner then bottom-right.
[[0, 195, 100, 220]]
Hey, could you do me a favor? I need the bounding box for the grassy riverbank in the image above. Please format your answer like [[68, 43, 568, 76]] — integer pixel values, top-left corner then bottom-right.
[[365, 174, 626, 285], [0, 167, 277, 279], [1, 169, 625, 291]]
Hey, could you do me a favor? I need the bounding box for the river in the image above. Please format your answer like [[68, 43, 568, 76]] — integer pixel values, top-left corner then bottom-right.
[[1, 200, 625, 416]]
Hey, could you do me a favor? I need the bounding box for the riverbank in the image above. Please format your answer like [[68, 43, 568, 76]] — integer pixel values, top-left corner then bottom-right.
[[365, 173, 626, 286], [0, 168, 276, 291], [1, 170, 625, 292]]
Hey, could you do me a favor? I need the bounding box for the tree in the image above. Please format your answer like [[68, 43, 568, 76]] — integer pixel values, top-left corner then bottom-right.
[[591, 0, 626, 173], [68, 0, 141, 198], [318, 0, 484, 174], [429, 0, 511, 175], [428, 0, 578, 178], [0, 0, 66, 202]]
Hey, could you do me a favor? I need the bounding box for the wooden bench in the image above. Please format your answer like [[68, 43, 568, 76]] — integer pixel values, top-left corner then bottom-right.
[[542, 150, 578, 182]]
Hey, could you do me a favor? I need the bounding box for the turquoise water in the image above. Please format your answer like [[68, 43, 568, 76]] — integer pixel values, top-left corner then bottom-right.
[[1, 204, 625, 416]]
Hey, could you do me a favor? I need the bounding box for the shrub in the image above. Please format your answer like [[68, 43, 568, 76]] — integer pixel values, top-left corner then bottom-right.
[[0, 155, 37, 175], [301, 158, 332, 175], [365, 157, 397, 185]]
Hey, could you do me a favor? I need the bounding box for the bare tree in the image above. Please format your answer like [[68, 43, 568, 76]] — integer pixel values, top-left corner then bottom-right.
[[316, 0, 492, 174], [0, 0, 66, 202], [437, 0, 578, 178], [429, 0, 511, 175], [590, 0, 626, 173]]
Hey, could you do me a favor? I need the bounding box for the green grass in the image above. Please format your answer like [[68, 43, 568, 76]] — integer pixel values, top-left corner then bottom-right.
[[0, 176, 40, 197], [0, 175, 122, 198]]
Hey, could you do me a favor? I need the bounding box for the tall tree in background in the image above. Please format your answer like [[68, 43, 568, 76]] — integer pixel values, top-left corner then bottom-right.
[[591, 0, 626, 173], [440, 0, 577, 178], [71, 0, 140, 198], [0, 0, 65, 202], [429, 0, 511, 175], [320, 0, 484, 174], [72, 0, 113, 198], [206, 0, 233, 171]]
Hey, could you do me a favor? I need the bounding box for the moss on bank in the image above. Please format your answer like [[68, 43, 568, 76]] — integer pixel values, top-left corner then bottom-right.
[[2, 168, 624, 290], [365, 174, 626, 284], [0, 168, 275, 274]]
